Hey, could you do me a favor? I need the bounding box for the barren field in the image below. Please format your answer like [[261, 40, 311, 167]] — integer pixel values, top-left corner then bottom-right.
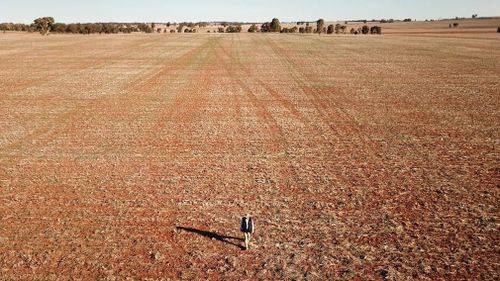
[[0, 31, 499, 280]]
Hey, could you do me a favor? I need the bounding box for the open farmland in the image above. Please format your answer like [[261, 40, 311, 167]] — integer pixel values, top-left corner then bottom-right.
[[0, 31, 499, 280]]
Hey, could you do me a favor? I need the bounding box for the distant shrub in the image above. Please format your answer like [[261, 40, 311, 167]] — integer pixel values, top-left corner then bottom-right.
[[33, 17, 54, 35], [270, 18, 281, 32], [138, 23, 153, 33], [497, 27, 500, 33], [453, 22, 459, 28], [261, 19, 281, 33], [361, 25, 370, 34], [280, 27, 297, 33], [51, 23, 66, 33], [226, 25, 242, 33], [299, 27, 305, 33], [327, 24, 334, 34], [261, 22, 270, 32], [218, 27, 225, 33], [0, 23, 32, 32], [370, 26, 382, 35], [170, 29, 175, 33], [66, 23, 80, 34], [305, 26, 313, 33], [316, 19, 325, 34], [350, 27, 356, 34], [334, 24, 341, 34], [248, 24, 259, 32], [403, 18, 412, 22]]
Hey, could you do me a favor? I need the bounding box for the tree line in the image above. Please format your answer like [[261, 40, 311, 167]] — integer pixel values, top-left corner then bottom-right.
[[251, 18, 382, 35], [1, 17, 384, 35], [0, 18, 156, 34]]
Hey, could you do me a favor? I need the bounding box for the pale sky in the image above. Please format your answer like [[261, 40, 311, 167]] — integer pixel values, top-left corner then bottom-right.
[[1, 0, 499, 24]]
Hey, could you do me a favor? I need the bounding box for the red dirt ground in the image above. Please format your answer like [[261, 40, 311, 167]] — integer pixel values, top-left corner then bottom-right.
[[0, 31, 499, 280]]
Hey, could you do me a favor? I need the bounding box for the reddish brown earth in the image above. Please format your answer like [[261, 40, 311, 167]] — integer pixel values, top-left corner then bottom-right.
[[0, 32, 499, 280]]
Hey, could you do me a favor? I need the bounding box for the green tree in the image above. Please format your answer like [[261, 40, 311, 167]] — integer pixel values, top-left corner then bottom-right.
[[177, 24, 184, 33], [33, 17, 54, 35], [335, 23, 341, 34], [316, 19, 325, 34], [327, 24, 334, 34], [361, 25, 370, 34], [248, 24, 259, 33], [270, 18, 281, 32], [261, 22, 270, 32]]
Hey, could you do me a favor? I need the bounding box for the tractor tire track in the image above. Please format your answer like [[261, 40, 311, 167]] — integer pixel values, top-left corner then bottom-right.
[[212, 36, 289, 152], [260, 35, 379, 149], [215, 36, 312, 130]]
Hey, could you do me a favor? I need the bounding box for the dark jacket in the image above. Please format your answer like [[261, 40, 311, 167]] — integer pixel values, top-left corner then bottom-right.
[[240, 217, 254, 233]]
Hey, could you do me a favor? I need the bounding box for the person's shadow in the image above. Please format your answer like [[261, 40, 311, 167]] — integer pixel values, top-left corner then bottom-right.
[[176, 226, 245, 250]]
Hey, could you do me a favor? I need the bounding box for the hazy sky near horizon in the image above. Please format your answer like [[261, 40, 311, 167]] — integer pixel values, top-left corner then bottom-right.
[[1, 0, 499, 23]]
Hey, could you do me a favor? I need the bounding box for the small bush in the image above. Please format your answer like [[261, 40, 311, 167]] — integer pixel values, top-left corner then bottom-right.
[[33, 17, 55, 35], [497, 27, 500, 33], [270, 18, 281, 32], [370, 26, 382, 35], [261, 19, 281, 32], [361, 25, 370, 34], [248, 24, 259, 33], [327, 25, 334, 34], [226, 25, 242, 33], [335, 24, 341, 34], [453, 22, 459, 28], [260, 22, 270, 32], [316, 19, 325, 34]]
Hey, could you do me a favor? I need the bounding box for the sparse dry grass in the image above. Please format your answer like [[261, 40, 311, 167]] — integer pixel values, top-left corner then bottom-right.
[[0, 30, 499, 280]]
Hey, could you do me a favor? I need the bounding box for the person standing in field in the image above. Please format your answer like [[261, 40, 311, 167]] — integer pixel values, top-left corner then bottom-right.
[[240, 214, 254, 250]]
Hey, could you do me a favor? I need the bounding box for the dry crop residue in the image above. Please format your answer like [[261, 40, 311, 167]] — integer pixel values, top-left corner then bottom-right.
[[0, 32, 499, 280]]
